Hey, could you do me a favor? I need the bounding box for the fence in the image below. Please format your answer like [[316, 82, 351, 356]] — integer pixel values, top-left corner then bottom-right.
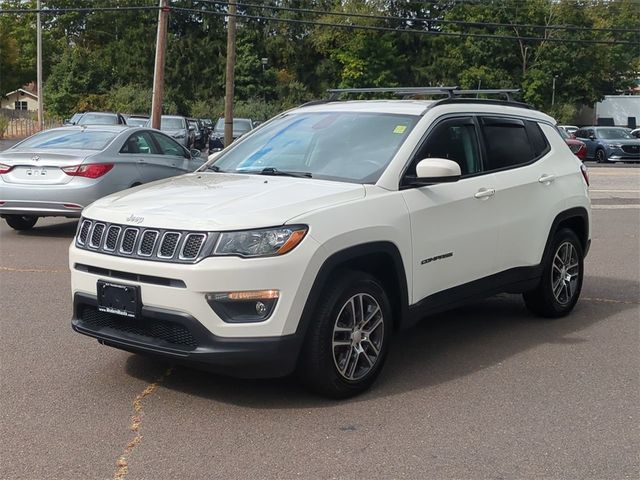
[[0, 110, 61, 139]]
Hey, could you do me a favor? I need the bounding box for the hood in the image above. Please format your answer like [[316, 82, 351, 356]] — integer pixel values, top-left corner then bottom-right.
[[0, 149, 93, 166], [84, 172, 366, 230]]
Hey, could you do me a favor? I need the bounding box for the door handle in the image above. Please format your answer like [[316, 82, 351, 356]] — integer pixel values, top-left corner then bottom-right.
[[474, 188, 496, 199], [538, 174, 555, 184]]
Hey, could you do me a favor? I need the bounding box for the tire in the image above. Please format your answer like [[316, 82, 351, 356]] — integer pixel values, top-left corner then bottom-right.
[[595, 148, 606, 163], [523, 228, 584, 318], [5, 215, 38, 231], [298, 271, 392, 398]]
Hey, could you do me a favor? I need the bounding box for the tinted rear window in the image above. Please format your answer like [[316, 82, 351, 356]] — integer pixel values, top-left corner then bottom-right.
[[480, 117, 536, 170]]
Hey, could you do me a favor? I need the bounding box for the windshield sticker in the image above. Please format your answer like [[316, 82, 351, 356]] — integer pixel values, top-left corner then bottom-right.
[[393, 125, 407, 134]]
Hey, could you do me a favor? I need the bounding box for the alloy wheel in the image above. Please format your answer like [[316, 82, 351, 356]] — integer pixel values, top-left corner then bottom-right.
[[332, 293, 385, 381], [551, 241, 580, 305]]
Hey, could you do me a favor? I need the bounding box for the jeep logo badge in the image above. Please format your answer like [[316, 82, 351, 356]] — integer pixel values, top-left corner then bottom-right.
[[126, 214, 144, 224], [31, 155, 40, 162]]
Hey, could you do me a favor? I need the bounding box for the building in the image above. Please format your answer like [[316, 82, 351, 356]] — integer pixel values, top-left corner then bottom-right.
[[1, 83, 39, 112]]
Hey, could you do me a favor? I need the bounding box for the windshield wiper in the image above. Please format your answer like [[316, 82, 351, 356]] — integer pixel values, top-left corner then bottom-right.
[[259, 167, 312, 178]]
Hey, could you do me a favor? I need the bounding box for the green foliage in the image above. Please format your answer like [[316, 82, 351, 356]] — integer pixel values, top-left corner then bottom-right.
[[2, 0, 638, 123]]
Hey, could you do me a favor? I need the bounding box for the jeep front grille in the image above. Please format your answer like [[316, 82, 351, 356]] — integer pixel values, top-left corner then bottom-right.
[[76, 218, 214, 264]]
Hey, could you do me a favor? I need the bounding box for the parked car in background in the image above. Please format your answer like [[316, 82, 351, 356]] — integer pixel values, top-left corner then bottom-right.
[[558, 125, 578, 136], [187, 118, 206, 150], [77, 112, 127, 126], [201, 118, 213, 137], [125, 115, 149, 127], [209, 117, 255, 150], [64, 113, 85, 126], [148, 115, 195, 149], [558, 126, 587, 160], [575, 126, 640, 163], [0, 126, 204, 230]]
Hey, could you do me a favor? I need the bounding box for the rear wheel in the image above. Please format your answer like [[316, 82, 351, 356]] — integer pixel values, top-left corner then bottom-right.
[[5, 215, 38, 231], [524, 228, 584, 318], [595, 148, 606, 163], [299, 271, 392, 398]]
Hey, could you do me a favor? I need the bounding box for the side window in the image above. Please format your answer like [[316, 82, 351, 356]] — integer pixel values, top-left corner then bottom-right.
[[120, 132, 158, 154], [575, 129, 585, 138], [409, 117, 482, 177], [480, 117, 535, 171], [525, 121, 550, 158], [152, 132, 188, 157]]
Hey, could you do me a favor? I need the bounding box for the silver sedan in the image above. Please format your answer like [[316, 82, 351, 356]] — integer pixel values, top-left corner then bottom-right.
[[0, 125, 204, 230]]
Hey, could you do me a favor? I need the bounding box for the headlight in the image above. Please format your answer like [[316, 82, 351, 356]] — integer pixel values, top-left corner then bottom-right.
[[605, 143, 623, 148], [213, 226, 307, 257]]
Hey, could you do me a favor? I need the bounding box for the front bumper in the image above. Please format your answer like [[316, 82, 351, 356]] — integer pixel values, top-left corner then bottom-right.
[[72, 293, 302, 378]]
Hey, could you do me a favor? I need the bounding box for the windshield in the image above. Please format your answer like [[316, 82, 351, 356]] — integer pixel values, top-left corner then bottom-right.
[[13, 129, 117, 151], [160, 117, 184, 130], [127, 118, 148, 127], [204, 111, 418, 183], [598, 128, 633, 140], [215, 118, 252, 134], [78, 113, 118, 125]]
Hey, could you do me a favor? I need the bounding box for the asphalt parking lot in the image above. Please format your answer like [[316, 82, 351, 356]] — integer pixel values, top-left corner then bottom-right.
[[1, 163, 638, 479]]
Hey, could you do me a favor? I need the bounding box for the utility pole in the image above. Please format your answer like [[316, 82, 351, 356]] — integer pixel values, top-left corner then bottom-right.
[[551, 75, 558, 106], [151, 0, 169, 129], [224, 0, 237, 147], [36, 0, 43, 130]]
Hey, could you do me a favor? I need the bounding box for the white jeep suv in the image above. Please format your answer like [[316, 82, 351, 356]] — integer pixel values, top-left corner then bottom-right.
[[70, 89, 591, 398]]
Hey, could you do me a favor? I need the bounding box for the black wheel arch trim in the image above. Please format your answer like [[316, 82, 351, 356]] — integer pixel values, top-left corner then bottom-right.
[[296, 241, 410, 338], [542, 207, 590, 262]]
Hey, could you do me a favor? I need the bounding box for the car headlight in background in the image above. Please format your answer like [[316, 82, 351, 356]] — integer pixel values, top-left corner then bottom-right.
[[213, 226, 307, 257], [605, 143, 623, 148]]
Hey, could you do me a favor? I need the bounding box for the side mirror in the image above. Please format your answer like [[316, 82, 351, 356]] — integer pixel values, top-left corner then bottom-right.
[[588, 134, 595, 141], [414, 158, 461, 184], [252, 121, 262, 128], [190, 149, 201, 158]]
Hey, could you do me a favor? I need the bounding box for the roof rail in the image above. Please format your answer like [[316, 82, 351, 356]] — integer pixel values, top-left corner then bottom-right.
[[326, 86, 460, 100], [452, 89, 521, 102]]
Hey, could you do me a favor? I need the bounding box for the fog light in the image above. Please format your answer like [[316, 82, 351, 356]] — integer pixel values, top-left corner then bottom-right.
[[205, 290, 279, 323]]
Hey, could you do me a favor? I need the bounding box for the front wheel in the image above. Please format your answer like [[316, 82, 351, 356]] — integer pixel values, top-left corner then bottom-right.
[[5, 215, 38, 231], [595, 148, 607, 163], [524, 228, 584, 318], [299, 271, 392, 398]]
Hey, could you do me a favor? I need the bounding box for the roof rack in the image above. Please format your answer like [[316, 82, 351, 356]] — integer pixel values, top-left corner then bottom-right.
[[327, 86, 460, 100], [325, 87, 521, 102]]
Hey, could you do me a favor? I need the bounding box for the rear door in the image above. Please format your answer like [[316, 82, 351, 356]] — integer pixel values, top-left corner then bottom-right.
[[118, 131, 160, 183], [478, 116, 560, 271], [401, 116, 499, 302], [575, 128, 596, 159]]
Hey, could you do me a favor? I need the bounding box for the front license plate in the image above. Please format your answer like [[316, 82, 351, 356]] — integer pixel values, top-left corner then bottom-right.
[[97, 280, 140, 318]]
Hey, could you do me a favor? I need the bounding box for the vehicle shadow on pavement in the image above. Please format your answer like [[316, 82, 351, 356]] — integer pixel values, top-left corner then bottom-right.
[[12, 220, 78, 238], [124, 275, 637, 408]]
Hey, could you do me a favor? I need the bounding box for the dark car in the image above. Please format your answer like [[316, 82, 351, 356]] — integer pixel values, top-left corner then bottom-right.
[[187, 118, 207, 150], [575, 126, 640, 163], [558, 127, 586, 160], [77, 112, 127, 126], [209, 117, 255, 150]]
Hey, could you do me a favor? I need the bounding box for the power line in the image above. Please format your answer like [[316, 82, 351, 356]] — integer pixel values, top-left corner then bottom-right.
[[197, 0, 640, 34], [0, 6, 160, 14], [172, 6, 639, 46]]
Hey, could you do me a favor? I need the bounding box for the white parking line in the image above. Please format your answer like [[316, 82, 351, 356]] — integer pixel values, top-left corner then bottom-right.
[[592, 205, 640, 209]]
